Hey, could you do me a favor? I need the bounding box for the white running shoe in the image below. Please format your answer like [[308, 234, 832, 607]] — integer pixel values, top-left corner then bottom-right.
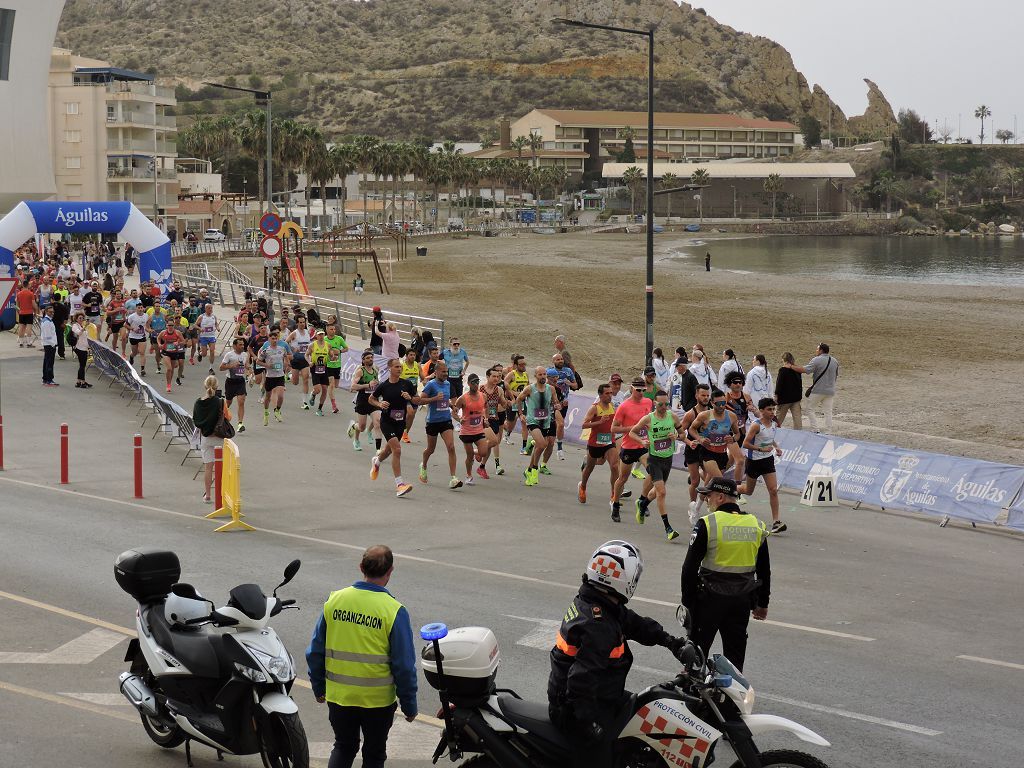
[[503, 434, 512, 445], [347, 420, 356, 439], [464, 475, 475, 486], [557, 449, 565, 461]]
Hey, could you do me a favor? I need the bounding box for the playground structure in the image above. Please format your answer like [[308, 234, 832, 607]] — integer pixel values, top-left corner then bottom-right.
[[291, 229, 410, 296]]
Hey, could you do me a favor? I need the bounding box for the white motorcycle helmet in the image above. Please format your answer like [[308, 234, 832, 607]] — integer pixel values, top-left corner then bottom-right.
[[584, 540, 644, 601], [164, 588, 209, 628]]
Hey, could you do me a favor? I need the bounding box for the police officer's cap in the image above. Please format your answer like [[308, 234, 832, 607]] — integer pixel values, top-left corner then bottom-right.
[[696, 477, 740, 498]]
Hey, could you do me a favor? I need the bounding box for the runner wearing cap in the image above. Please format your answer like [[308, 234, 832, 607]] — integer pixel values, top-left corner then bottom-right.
[[504, 355, 530, 453], [608, 373, 627, 408], [609, 378, 653, 521], [453, 373, 490, 485], [348, 350, 380, 451], [627, 389, 683, 541]]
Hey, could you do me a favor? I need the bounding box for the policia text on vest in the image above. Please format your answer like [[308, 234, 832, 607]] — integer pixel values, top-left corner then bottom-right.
[[305, 545, 418, 768], [680, 501, 771, 673]]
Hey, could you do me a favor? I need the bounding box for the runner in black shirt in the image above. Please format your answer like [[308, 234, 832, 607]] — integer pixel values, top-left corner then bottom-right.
[[368, 359, 418, 498]]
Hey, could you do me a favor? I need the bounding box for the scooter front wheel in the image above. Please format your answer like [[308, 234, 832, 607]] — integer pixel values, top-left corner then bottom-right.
[[140, 712, 185, 748], [729, 749, 831, 768], [259, 711, 309, 768]]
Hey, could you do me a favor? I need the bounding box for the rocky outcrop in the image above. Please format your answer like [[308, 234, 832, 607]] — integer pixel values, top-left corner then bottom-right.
[[847, 79, 898, 140]]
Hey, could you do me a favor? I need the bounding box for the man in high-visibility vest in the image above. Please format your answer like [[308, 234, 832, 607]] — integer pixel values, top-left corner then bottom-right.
[[680, 477, 771, 672], [306, 545, 418, 768]]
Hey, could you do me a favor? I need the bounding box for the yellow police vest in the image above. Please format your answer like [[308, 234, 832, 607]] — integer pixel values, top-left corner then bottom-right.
[[701, 510, 766, 574], [323, 587, 402, 708]]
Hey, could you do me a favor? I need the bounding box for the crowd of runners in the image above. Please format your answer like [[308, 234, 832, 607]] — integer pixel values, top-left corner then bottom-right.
[[9, 240, 836, 541]]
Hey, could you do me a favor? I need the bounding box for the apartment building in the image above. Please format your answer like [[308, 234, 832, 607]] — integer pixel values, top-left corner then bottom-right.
[[48, 48, 178, 221], [510, 109, 800, 176]]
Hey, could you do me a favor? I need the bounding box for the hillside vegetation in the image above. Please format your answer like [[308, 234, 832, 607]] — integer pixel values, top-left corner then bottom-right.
[[56, 0, 861, 140]]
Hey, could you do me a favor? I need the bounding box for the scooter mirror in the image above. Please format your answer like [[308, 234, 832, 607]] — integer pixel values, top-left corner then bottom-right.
[[274, 560, 301, 596], [676, 605, 692, 634]]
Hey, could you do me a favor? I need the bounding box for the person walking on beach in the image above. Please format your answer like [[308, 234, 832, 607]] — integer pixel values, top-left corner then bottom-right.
[[705, 252, 711, 272], [774, 352, 802, 429], [786, 343, 839, 434]]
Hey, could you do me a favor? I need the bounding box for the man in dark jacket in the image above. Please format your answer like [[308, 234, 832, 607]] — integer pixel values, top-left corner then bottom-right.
[[681, 478, 770, 672], [549, 541, 686, 768], [51, 293, 70, 359]]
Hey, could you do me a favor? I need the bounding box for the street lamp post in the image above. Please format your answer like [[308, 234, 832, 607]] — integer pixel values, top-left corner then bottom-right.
[[553, 17, 656, 364]]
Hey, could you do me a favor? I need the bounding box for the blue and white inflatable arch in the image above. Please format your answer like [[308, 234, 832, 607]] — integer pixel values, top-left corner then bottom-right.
[[1, 201, 172, 325]]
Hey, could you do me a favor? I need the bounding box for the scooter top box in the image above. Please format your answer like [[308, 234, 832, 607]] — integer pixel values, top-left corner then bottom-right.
[[421, 626, 500, 704], [114, 548, 181, 603]]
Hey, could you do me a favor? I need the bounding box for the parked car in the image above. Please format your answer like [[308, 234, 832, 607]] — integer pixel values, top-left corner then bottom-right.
[[447, 217, 465, 232], [203, 228, 227, 242], [346, 223, 382, 236]]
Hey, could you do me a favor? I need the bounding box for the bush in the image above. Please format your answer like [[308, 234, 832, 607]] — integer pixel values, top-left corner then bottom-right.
[[896, 215, 924, 232]]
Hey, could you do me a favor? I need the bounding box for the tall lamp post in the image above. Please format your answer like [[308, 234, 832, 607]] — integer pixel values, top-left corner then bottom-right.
[[203, 82, 273, 298], [553, 17, 655, 364]]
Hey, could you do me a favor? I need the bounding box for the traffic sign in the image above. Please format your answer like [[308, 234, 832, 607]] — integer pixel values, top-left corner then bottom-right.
[[260, 235, 281, 259], [260, 212, 282, 236], [0, 278, 17, 310]]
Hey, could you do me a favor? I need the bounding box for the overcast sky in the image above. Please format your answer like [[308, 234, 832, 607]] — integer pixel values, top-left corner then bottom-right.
[[696, 0, 1023, 142]]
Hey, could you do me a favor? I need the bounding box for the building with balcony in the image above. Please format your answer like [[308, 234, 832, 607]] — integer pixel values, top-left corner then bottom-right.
[[48, 47, 178, 221], [510, 109, 802, 178], [0, 1, 63, 213]]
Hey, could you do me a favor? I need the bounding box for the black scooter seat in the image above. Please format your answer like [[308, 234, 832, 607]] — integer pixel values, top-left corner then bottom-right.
[[496, 695, 573, 752]]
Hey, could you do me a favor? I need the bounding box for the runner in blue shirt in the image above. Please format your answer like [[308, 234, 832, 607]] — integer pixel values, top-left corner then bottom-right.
[[546, 353, 580, 460], [417, 361, 462, 489], [442, 338, 469, 399]]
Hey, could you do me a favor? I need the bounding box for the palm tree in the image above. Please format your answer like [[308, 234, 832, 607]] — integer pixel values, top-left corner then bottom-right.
[[350, 135, 380, 233], [234, 110, 270, 214], [297, 124, 324, 227], [690, 168, 710, 221], [329, 143, 357, 230], [1006, 168, 1023, 198], [404, 143, 431, 225], [659, 172, 678, 221], [305, 138, 333, 231], [975, 105, 992, 145], [528, 132, 543, 170], [274, 119, 306, 220], [371, 141, 399, 224], [763, 173, 784, 220], [510, 135, 528, 162], [423, 147, 448, 229], [622, 166, 644, 217]]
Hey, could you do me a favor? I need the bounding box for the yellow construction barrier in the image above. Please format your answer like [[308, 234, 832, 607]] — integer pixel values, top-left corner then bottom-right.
[[206, 438, 255, 532]]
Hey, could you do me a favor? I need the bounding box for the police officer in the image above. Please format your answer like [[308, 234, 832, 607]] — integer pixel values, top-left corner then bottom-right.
[[549, 540, 689, 768], [306, 545, 418, 768], [680, 477, 771, 672]]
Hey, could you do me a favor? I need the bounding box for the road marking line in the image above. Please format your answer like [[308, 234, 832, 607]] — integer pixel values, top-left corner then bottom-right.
[[0, 679, 139, 724], [956, 654, 1024, 671], [0, 628, 125, 664], [0, 476, 874, 643], [60, 692, 132, 706], [755, 692, 943, 737], [0, 589, 136, 636]]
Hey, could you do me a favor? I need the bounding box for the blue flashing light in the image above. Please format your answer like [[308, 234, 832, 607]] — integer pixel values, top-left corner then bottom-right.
[[713, 674, 733, 688], [420, 623, 448, 641]]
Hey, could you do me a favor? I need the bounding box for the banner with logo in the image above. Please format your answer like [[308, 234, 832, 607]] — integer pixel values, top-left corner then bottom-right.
[[556, 390, 1024, 528]]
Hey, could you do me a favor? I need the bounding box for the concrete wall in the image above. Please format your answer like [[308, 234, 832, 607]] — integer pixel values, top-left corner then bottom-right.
[[0, 0, 65, 213]]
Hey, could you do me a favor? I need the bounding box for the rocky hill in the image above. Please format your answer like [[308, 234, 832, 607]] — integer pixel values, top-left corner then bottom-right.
[[56, 0, 883, 140]]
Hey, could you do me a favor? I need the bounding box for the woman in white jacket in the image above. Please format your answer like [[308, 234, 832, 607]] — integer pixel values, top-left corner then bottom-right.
[[651, 347, 671, 390], [745, 354, 773, 417]]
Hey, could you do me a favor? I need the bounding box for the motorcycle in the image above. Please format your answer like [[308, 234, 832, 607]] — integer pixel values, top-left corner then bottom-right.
[[418, 607, 832, 768], [114, 548, 308, 768]]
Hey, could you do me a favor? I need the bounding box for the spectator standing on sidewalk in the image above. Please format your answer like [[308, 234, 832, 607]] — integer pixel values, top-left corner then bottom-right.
[[786, 343, 839, 433], [774, 353, 802, 429], [71, 313, 92, 389], [192, 375, 229, 504], [40, 306, 59, 386], [52, 293, 70, 360]]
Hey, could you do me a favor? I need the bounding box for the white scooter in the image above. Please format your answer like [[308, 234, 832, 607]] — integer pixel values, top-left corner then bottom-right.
[[114, 548, 307, 768], [419, 607, 832, 768]]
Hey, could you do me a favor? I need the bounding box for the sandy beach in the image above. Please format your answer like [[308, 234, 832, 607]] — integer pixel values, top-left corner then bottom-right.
[[229, 231, 1024, 464]]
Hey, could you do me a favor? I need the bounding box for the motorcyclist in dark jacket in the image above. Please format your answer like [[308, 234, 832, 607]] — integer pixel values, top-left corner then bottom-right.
[[548, 540, 687, 768]]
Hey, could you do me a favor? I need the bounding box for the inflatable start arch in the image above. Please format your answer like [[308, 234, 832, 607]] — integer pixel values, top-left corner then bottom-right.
[[0, 201, 172, 325]]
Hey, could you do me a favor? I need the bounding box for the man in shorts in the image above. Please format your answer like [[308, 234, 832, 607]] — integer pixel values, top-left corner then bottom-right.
[[578, 383, 620, 506], [15, 281, 37, 347], [681, 384, 712, 525], [610, 378, 653, 522], [307, 329, 332, 416], [742, 398, 786, 534], [504, 355, 531, 452], [368, 358, 417, 498], [516, 367, 561, 487], [418, 360, 462, 489], [145, 303, 168, 375], [182, 296, 202, 364], [546, 353, 580, 460], [125, 303, 149, 375], [256, 329, 292, 425], [628, 390, 682, 541], [400, 347, 422, 442], [197, 303, 220, 373], [248, 321, 270, 393], [687, 389, 740, 519], [220, 337, 251, 432], [157, 321, 187, 393]]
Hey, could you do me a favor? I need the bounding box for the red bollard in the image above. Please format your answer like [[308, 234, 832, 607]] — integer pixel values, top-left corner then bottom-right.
[[60, 423, 69, 484], [214, 445, 223, 510], [133, 434, 143, 498]]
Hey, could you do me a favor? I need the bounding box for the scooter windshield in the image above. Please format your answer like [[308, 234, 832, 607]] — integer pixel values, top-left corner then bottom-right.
[[228, 583, 267, 620]]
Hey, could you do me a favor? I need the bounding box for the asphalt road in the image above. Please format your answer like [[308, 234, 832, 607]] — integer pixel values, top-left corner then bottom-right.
[[1, 341, 1022, 768]]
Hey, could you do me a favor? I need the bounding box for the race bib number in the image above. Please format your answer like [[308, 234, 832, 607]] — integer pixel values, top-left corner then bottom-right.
[[487, 405, 498, 417], [467, 415, 482, 427], [232, 365, 245, 377], [534, 407, 548, 419], [437, 398, 450, 413], [297, 342, 309, 353], [388, 408, 406, 422], [313, 364, 326, 374], [273, 360, 283, 371], [166, 343, 180, 353], [596, 432, 613, 446], [653, 438, 673, 452]]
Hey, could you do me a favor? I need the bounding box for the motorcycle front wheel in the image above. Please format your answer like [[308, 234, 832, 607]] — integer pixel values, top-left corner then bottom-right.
[[259, 712, 309, 768], [729, 749, 831, 768]]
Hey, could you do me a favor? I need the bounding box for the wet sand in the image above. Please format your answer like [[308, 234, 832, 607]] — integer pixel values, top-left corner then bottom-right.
[[229, 231, 1024, 463]]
